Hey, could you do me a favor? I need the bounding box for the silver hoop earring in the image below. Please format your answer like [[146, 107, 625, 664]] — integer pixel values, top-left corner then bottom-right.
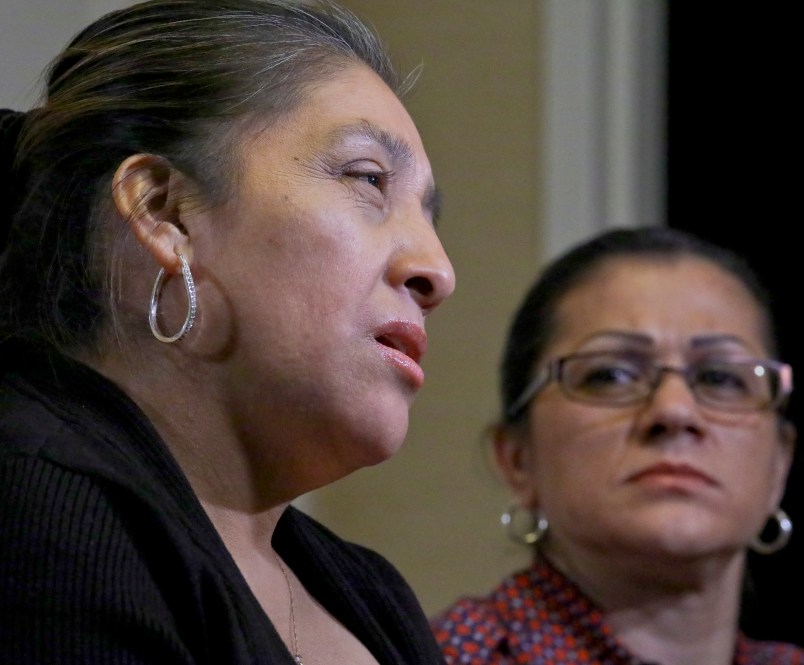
[[750, 508, 792, 555], [149, 253, 197, 343], [500, 505, 549, 546]]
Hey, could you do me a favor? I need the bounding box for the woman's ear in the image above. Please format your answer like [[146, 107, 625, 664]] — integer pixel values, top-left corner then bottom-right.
[[112, 153, 189, 273], [492, 423, 540, 509]]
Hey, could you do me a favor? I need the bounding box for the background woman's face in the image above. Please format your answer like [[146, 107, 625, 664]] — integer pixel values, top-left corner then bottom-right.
[[516, 256, 792, 566], [188, 63, 455, 493]]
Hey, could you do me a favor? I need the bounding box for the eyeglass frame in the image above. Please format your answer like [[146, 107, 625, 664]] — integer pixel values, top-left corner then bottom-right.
[[507, 350, 794, 420]]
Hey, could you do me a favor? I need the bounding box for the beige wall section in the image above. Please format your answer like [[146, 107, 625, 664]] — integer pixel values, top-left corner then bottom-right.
[[0, 0, 131, 109], [300, 1, 545, 616]]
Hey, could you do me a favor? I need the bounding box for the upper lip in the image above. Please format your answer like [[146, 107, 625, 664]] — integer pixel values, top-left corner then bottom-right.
[[374, 320, 427, 364], [626, 461, 718, 486]]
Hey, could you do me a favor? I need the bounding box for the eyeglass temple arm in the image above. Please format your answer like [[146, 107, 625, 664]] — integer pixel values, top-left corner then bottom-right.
[[507, 369, 551, 419]]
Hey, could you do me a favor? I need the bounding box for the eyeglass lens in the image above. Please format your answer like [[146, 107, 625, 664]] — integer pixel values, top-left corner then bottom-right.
[[560, 353, 780, 411]]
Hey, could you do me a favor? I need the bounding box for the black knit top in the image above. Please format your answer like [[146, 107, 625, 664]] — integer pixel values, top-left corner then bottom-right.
[[0, 349, 444, 664]]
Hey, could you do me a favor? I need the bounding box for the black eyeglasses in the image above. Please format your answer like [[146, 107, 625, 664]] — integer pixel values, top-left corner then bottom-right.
[[507, 351, 793, 419]]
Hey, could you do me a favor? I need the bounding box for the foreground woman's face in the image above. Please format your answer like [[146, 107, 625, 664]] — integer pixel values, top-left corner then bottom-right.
[[193, 63, 455, 492]]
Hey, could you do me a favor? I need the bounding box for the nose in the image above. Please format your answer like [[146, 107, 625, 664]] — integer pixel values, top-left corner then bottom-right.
[[394, 220, 456, 315], [652, 367, 696, 397], [638, 368, 707, 439], [649, 368, 701, 411]]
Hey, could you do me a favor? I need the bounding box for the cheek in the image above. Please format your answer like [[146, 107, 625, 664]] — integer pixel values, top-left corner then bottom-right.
[[245, 220, 362, 300], [716, 420, 788, 503], [528, 401, 628, 505]]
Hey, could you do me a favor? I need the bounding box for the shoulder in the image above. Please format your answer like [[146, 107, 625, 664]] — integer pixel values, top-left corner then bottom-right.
[[0, 366, 74, 457], [0, 456, 195, 659], [738, 634, 804, 664], [0, 354, 131, 471], [1, 366, 214, 625], [0, 454, 183, 593], [431, 561, 609, 665], [0, 354, 192, 503], [430, 577, 513, 664], [0, 434, 273, 661]]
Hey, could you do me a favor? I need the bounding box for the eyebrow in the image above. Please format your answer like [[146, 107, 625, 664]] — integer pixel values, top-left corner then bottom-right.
[[579, 331, 653, 346], [325, 120, 443, 224], [581, 331, 754, 350], [689, 334, 754, 349]]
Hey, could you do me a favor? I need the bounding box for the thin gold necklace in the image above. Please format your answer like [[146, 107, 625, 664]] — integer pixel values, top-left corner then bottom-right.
[[274, 552, 303, 664]]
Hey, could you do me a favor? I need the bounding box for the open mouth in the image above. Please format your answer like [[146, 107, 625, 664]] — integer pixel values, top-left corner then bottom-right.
[[376, 333, 421, 364], [374, 322, 427, 365]]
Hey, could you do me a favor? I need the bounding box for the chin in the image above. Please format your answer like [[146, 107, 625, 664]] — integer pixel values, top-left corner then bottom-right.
[[355, 434, 405, 468], [623, 523, 738, 562], [348, 418, 409, 469], [361, 431, 408, 467]]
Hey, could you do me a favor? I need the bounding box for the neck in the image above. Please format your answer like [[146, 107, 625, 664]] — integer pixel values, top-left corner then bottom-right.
[[201, 500, 302, 657], [541, 546, 745, 665]]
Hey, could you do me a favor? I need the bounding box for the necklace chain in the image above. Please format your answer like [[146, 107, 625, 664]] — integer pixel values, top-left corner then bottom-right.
[[274, 552, 303, 665]]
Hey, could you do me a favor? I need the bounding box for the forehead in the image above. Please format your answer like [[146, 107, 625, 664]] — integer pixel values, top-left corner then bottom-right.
[[549, 255, 770, 354], [233, 63, 432, 188], [249, 63, 424, 154]]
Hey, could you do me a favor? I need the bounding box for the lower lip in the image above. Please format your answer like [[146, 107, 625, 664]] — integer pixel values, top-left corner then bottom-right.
[[378, 345, 425, 389], [629, 471, 714, 492]]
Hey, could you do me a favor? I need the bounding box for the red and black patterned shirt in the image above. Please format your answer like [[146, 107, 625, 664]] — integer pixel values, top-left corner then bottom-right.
[[431, 558, 804, 665]]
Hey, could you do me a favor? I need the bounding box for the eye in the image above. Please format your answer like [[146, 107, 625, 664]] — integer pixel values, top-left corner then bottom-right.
[[358, 172, 383, 189], [694, 363, 751, 395], [341, 159, 393, 192], [564, 353, 646, 397], [581, 357, 641, 386], [342, 164, 391, 192]]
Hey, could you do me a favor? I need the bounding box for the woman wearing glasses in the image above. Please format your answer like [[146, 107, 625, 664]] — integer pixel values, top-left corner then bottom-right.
[[432, 226, 803, 664]]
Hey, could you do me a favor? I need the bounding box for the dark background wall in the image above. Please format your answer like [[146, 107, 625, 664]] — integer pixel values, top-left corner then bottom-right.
[[666, 4, 801, 645]]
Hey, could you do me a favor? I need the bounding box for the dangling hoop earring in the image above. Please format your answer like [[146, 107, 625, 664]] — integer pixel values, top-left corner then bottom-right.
[[500, 505, 549, 546], [149, 253, 197, 343], [750, 508, 793, 555]]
